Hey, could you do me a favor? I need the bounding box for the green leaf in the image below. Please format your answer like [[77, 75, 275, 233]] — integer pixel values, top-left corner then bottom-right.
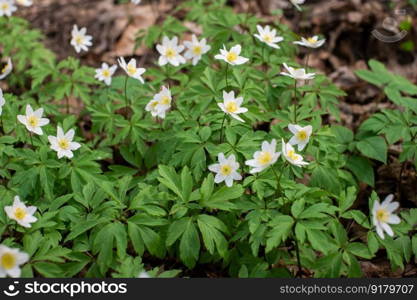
[[346, 155, 375, 186], [356, 136, 387, 163], [347, 242, 372, 259], [266, 215, 294, 253], [197, 214, 228, 257], [179, 219, 200, 268]]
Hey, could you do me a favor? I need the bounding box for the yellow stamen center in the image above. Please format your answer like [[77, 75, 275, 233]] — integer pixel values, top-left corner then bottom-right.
[[1, 3, 9, 10], [160, 96, 171, 105], [287, 150, 298, 161], [127, 65, 136, 76], [1, 64, 8, 74], [165, 48, 176, 59], [102, 69, 110, 78], [0, 253, 16, 270], [296, 130, 308, 141], [307, 37, 318, 44], [225, 101, 237, 113], [27, 115, 39, 128], [220, 164, 232, 176], [257, 152, 272, 165], [75, 35, 84, 45], [58, 138, 70, 150], [376, 208, 389, 222], [150, 101, 159, 109], [263, 34, 272, 43], [226, 52, 237, 62], [14, 207, 27, 220], [192, 46, 202, 55]]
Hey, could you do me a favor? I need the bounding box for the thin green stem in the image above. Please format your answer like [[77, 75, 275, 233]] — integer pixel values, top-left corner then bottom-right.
[[293, 81, 298, 123], [219, 114, 227, 143], [124, 76, 129, 107], [271, 166, 284, 196], [225, 64, 229, 90], [29, 132, 34, 147]]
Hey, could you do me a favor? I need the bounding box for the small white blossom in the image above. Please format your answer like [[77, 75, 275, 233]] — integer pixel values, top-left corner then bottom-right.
[[138, 271, 151, 278], [294, 36, 325, 48], [245, 139, 281, 174], [217, 91, 248, 122], [17, 104, 50, 135], [70, 25, 93, 53], [0, 88, 5, 115], [0, 0, 17, 17], [117, 57, 146, 83], [208, 153, 242, 187], [0, 57, 13, 80], [254, 25, 284, 49], [282, 139, 308, 167], [372, 194, 401, 239], [289, 0, 305, 11], [0, 245, 29, 278], [48, 126, 81, 159], [183, 35, 211, 65], [4, 196, 37, 228], [95, 63, 117, 86], [131, 0, 141, 4], [145, 86, 172, 119], [16, 0, 33, 6], [214, 45, 249, 66], [156, 36, 186, 67], [281, 63, 315, 81], [288, 124, 312, 151]]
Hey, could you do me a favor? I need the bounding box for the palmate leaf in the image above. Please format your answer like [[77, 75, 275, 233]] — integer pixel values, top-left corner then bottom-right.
[[197, 214, 228, 257]]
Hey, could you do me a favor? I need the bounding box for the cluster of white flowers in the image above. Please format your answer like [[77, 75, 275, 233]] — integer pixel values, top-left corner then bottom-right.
[[210, 123, 311, 182], [1, 195, 37, 277], [16, 104, 81, 159], [145, 86, 172, 119]]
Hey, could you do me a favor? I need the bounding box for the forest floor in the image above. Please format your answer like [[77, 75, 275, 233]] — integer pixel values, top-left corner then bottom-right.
[[14, 0, 417, 277]]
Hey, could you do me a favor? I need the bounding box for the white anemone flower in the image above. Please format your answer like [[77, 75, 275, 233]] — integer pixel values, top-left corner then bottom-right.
[[117, 57, 146, 83], [95, 63, 117, 86], [208, 153, 242, 187], [214, 45, 249, 66], [254, 25, 284, 49], [0, 0, 17, 17], [0, 88, 5, 115], [183, 35, 211, 65], [138, 271, 150, 278], [0, 57, 13, 80], [372, 194, 401, 239], [245, 139, 281, 174], [145, 86, 172, 119], [48, 126, 81, 159], [290, 0, 305, 11], [70, 25, 93, 53], [217, 91, 248, 122], [16, 0, 33, 6], [282, 139, 308, 167], [294, 36, 326, 48], [288, 124, 312, 151], [4, 196, 38, 228], [281, 63, 315, 81], [0, 245, 29, 278], [17, 104, 50, 135], [156, 36, 186, 67], [131, 0, 141, 4]]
